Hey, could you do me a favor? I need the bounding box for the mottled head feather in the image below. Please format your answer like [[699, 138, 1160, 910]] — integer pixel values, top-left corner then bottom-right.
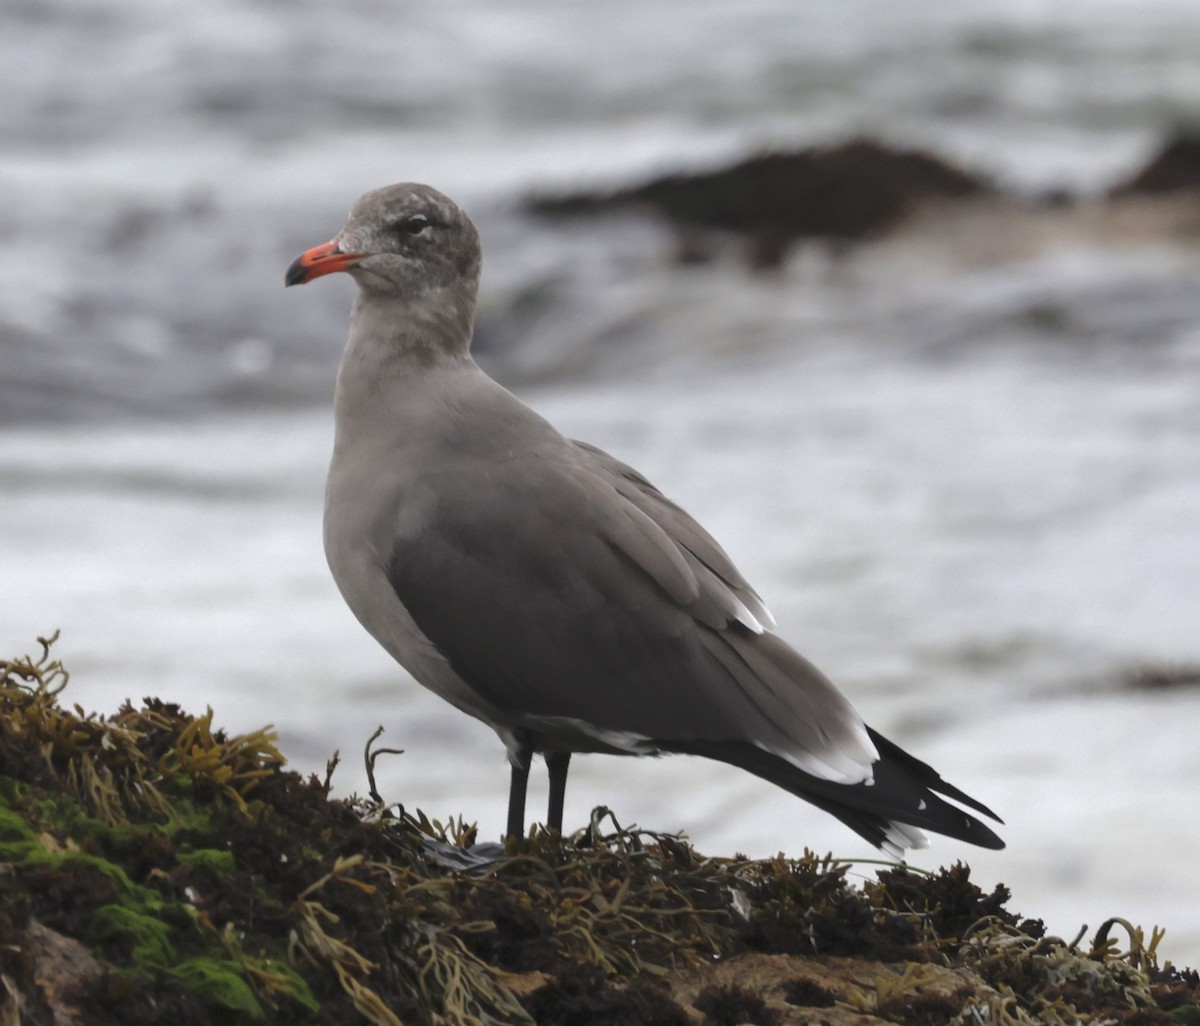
[[335, 182, 481, 301]]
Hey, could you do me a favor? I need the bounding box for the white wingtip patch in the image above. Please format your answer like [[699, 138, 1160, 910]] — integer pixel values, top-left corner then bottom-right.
[[732, 594, 768, 634], [736, 587, 776, 633], [881, 821, 930, 858]]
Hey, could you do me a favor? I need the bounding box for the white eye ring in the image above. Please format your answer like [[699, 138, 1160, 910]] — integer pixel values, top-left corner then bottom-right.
[[402, 215, 431, 236]]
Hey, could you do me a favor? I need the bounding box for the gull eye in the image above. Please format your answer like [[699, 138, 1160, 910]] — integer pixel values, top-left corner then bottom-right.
[[400, 214, 431, 236]]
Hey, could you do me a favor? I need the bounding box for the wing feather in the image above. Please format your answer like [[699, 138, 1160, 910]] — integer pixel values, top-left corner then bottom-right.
[[384, 440, 870, 780], [572, 440, 776, 631]]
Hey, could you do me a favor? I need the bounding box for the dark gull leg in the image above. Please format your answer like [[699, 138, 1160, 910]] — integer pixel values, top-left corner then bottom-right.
[[546, 752, 571, 833], [506, 735, 533, 840]]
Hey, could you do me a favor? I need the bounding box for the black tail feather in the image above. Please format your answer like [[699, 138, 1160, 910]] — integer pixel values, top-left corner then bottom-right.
[[673, 733, 1005, 852], [866, 728, 1005, 824]]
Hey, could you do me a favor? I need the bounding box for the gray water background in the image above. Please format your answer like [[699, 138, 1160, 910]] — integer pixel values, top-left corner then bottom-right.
[[3, 0, 1200, 965]]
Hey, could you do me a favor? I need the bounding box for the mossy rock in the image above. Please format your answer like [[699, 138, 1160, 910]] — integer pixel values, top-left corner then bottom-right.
[[1, 635, 1197, 1026]]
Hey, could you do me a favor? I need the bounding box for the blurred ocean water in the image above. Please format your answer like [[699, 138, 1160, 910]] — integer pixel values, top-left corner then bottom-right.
[[2, 0, 1200, 965]]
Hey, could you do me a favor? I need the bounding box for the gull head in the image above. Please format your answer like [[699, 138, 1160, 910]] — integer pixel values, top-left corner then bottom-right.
[[285, 183, 481, 301]]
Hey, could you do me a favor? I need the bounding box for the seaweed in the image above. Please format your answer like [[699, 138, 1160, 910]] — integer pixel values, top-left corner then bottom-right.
[[694, 982, 781, 1025], [2, 634, 1198, 1026], [518, 963, 690, 1026], [781, 976, 837, 1007]]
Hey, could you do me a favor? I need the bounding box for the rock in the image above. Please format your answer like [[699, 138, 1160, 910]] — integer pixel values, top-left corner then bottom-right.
[[526, 138, 995, 268], [3, 635, 1198, 1026], [2, 921, 107, 1026], [1111, 132, 1200, 196]]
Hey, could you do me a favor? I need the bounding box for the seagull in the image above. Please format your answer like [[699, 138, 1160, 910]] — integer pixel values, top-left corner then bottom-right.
[[285, 183, 1004, 855]]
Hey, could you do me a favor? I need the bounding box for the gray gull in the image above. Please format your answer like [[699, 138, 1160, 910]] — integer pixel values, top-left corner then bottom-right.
[[285, 182, 1004, 855]]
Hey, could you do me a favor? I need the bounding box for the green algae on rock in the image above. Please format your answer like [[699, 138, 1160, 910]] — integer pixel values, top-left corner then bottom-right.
[[1, 634, 1198, 1026]]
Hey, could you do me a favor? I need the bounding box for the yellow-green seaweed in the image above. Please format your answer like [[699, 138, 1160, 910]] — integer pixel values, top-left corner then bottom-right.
[[2, 634, 1197, 1026]]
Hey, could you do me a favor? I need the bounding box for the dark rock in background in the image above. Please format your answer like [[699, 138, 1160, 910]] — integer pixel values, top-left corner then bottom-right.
[[1111, 131, 1200, 196], [527, 138, 996, 268]]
